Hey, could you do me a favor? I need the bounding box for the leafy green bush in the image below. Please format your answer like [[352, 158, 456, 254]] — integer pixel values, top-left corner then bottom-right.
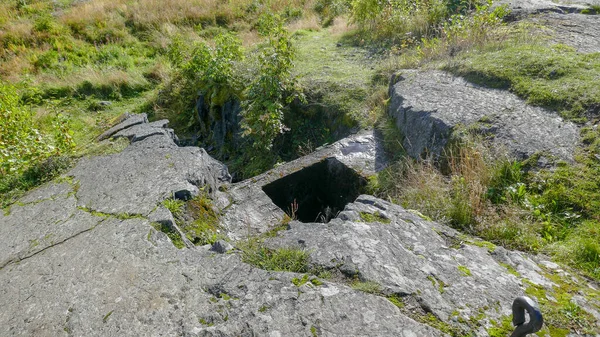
[[240, 13, 303, 150], [160, 32, 244, 131], [0, 83, 75, 177], [182, 33, 244, 107]]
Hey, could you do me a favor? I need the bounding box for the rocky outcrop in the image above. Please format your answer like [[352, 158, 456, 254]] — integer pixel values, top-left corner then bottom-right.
[[494, 0, 600, 53], [388, 70, 579, 163], [1, 114, 599, 336], [265, 195, 552, 335], [70, 116, 230, 216], [0, 115, 448, 336], [495, 0, 600, 18], [215, 130, 388, 240], [531, 12, 600, 53]]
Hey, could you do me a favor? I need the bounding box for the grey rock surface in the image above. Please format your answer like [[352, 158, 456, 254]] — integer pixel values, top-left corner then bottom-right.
[[96, 113, 146, 141], [216, 130, 388, 240], [2, 113, 598, 336], [0, 215, 448, 337], [531, 12, 600, 53], [266, 195, 597, 335], [388, 70, 579, 162], [70, 116, 231, 215], [494, 0, 600, 17], [113, 119, 178, 143]]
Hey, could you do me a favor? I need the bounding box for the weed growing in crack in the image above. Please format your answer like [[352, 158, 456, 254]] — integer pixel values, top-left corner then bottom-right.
[[150, 222, 185, 249], [238, 238, 310, 273]]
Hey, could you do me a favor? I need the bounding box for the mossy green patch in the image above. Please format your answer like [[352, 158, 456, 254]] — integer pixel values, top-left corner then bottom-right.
[[499, 263, 520, 277], [351, 280, 381, 294], [457, 265, 472, 276], [387, 294, 405, 309], [359, 211, 391, 224], [292, 274, 310, 287], [487, 315, 513, 337]]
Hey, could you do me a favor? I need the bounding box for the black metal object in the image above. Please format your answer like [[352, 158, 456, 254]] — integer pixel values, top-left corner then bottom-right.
[[511, 296, 544, 337]]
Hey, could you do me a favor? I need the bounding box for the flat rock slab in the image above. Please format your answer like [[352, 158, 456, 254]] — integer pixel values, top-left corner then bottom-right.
[[388, 70, 579, 162], [532, 12, 600, 53], [96, 113, 147, 141], [0, 216, 447, 337], [494, 0, 600, 17]]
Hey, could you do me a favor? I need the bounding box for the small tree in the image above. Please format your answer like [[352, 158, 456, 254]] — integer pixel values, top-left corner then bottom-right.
[[182, 32, 245, 111], [240, 13, 303, 151]]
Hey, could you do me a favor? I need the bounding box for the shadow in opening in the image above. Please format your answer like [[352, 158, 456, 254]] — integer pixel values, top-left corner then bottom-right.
[[262, 158, 367, 223]]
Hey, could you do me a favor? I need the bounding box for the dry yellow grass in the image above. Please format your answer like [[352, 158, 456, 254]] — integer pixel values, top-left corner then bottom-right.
[[287, 13, 321, 32], [59, 0, 318, 30]]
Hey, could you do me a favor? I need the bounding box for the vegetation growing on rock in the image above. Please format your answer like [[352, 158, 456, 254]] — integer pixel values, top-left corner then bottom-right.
[[3, 0, 600, 335]]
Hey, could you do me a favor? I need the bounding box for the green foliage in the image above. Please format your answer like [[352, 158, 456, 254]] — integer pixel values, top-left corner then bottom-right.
[[185, 193, 220, 245], [162, 198, 185, 216], [486, 160, 523, 204], [551, 221, 600, 279], [349, 0, 490, 44], [0, 155, 72, 208], [151, 222, 186, 249], [239, 240, 310, 273], [487, 315, 513, 337], [0, 83, 73, 176], [182, 33, 244, 106], [240, 13, 302, 151], [457, 265, 472, 276], [387, 294, 405, 309], [351, 280, 381, 294], [359, 211, 391, 224], [313, 0, 350, 26], [0, 82, 76, 206], [292, 274, 310, 286]]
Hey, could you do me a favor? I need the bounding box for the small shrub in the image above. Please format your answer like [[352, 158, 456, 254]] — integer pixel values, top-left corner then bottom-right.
[[240, 13, 303, 151], [0, 83, 75, 177]]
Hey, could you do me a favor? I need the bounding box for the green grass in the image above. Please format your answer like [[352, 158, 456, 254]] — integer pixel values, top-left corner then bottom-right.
[[457, 265, 472, 276], [238, 240, 310, 273], [350, 280, 381, 294], [293, 29, 387, 129], [151, 222, 186, 249], [446, 44, 600, 121], [0, 156, 73, 208], [162, 198, 185, 216], [359, 211, 391, 224]]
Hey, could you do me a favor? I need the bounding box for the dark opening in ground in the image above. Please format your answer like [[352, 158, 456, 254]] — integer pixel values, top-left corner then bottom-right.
[[262, 158, 366, 223]]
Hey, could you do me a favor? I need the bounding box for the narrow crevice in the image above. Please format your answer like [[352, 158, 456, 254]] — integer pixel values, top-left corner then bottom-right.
[[0, 220, 104, 270]]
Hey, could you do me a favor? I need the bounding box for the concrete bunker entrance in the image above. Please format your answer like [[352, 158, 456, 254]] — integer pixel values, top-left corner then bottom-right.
[[262, 158, 367, 223]]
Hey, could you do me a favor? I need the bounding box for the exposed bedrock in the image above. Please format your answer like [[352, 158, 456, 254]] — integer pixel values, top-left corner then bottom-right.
[[1, 114, 598, 336], [388, 70, 579, 164]]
